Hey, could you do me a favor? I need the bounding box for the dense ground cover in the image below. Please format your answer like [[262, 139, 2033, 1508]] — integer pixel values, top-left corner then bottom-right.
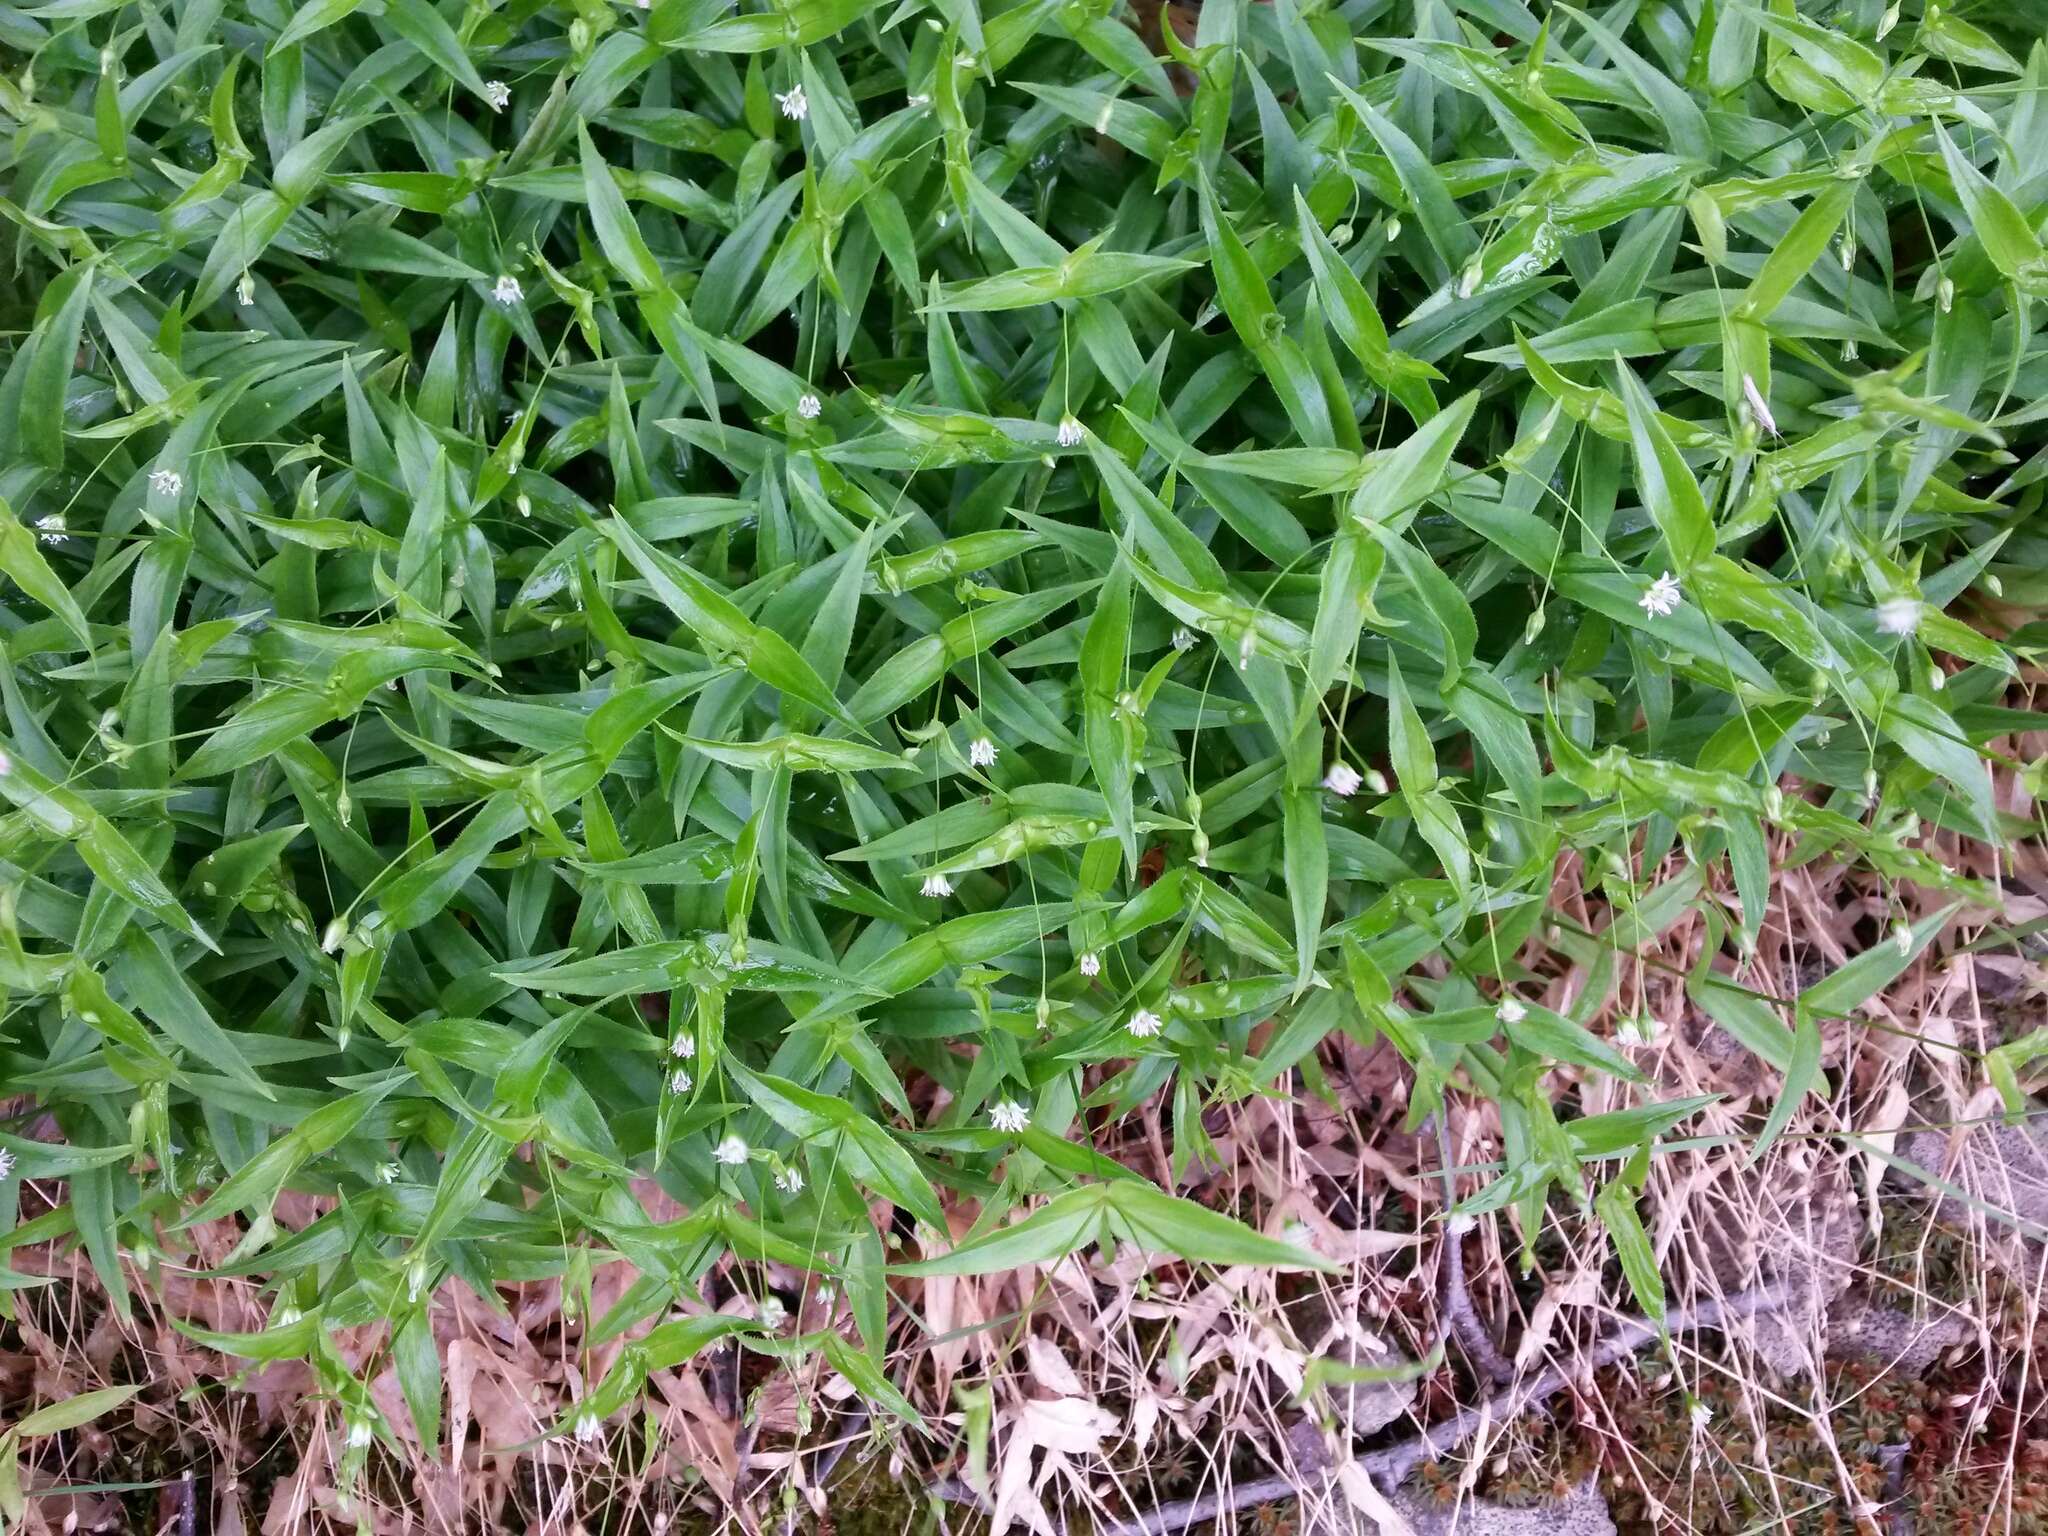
[[2, 0, 2046, 1528]]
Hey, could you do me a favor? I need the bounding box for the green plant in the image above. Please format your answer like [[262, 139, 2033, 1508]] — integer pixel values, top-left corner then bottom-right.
[[0, 0, 2041, 1476]]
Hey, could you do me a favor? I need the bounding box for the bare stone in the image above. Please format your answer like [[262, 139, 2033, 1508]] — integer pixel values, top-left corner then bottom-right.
[[1897, 1116, 2048, 1246], [1383, 1477, 1615, 1535], [1827, 1295, 1972, 1378]]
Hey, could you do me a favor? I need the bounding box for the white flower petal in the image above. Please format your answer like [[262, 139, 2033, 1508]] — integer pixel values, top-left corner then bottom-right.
[[1875, 597, 1920, 637], [1638, 571, 1682, 619]]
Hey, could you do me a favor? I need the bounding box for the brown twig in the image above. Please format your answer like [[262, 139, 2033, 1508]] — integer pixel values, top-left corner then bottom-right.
[[1430, 1113, 1515, 1388], [1096, 1278, 1798, 1536]]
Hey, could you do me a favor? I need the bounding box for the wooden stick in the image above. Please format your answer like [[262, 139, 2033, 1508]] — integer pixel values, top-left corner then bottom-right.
[[1097, 1278, 1797, 1536]]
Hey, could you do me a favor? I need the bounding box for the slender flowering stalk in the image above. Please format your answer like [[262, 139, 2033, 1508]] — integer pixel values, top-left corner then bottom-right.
[[1639, 571, 1682, 618], [1323, 762, 1362, 797]]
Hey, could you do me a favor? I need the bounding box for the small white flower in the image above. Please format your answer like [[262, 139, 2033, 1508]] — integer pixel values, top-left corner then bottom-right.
[[920, 873, 953, 899], [148, 467, 183, 499], [1689, 1401, 1711, 1431], [1893, 921, 1913, 956], [774, 1165, 804, 1194], [1055, 415, 1084, 448], [347, 1418, 373, 1450], [1171, 626, 1197, 652], [1615, 1016, 1659, 1048], [1638, 571, 1682, 619], [0, 1147, 14, 1180], [670, 1034, 695, 1058], [1930, 666, 1945, 691], [374, 1161, 400, 1184], [908, 92, 931, 107], [1078, 951, 1101, 978], [815, 1281, 837, 1304], [1875, 597, 1920, 637], [236, 273, 256, 307], [320, 917, 348, 955], [1364, 768, 1389, 795], [484, 79, 511, 112], [1126, 1008, 1164, 1038], [574, 1412, 600, 1444], [757, 1296, 788, 1328], [1323, 762, 1362, 797], [989, 1100, 1031, 1133], [1495, 996, 1527, 1025], [714, 1135, 749, 1166], [669, 1068, 693, 1096], [1741, 374, 1777, 437], [34, 513, 64, 543], [955, 53, 978, 70], [492, 273, 523, 306], [796, 392, 822, 420], [1237, 633, 1255, 671], [968, 735, 998, 768], [777, 85, 808, 121]]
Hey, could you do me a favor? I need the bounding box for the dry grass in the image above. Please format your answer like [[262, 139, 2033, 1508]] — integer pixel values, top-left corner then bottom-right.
[[4, 723, 2045, 1536]]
